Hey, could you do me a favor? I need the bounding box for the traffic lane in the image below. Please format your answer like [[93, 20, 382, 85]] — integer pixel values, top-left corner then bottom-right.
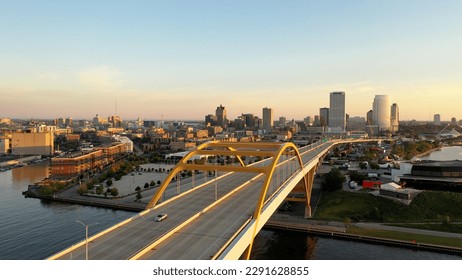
[[56, 171, 256, 259], [140, 180, 263, 259]]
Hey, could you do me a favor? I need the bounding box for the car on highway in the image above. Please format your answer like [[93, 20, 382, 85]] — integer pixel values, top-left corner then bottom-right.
[[155, 213, 168, 222]]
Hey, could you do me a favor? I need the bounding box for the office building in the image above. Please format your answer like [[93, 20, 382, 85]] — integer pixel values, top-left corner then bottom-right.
[[348, 116, 366, 131], [108, 115, 122, 128], [205, 114, 217, 126], [262, 107, 274, 132], [391, 103, 399, 133], [242, 113, 256, 129], [279, 116, 287, 127], [328, 92, 345, 131], [216, 104, 227, 128], [319, 107, 329, 128], [366, 110, 374, 125], [434, 114, 441, 125], [373, 95, 391, 131]]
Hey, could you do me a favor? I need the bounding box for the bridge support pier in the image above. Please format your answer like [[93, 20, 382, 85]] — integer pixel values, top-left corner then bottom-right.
[[304, 206, 312, 219]]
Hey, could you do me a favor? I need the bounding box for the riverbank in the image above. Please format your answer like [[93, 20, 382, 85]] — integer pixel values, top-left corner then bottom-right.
[[266, 212, 462, 256], [265, 221, 462, 256], [23, 190, 145, 212]]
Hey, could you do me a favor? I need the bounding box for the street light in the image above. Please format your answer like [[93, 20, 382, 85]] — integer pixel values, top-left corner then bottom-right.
[[215, 169, 218, 201], [76, 220, 98, 260]]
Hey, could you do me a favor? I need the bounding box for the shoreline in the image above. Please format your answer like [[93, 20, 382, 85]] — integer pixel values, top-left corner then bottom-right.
[[264, 220, 462, 257], [23, 190, 462, 257]]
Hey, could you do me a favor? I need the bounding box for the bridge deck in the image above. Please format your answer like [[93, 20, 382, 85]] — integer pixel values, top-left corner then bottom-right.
[[49, 140, 368, 260]]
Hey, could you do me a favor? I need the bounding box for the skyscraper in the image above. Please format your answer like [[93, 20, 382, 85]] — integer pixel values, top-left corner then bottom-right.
[[373, 95, 391, 131], [319, 107, 329, 128], [215, 104, 227, 128], [328, 92, 345, 131], [434, 114, 441, 125], [391, 103, 399, 133], [366, 110, 374, 125], [262, 107, 274, 131]]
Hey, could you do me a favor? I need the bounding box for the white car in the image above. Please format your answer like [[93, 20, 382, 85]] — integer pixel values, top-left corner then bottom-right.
[[155, 213, 168, 222]]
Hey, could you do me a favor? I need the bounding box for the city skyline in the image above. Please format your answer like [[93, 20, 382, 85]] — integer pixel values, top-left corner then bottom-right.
[[1, 1, 462, 121]]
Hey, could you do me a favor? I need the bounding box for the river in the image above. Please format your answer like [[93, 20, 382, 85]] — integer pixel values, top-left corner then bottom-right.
[[420, 145, 462, 161], [0, 157, 461, 260]]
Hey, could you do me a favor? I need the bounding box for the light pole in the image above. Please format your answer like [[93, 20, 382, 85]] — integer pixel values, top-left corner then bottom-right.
[[76, 220, 98, 260], [214, 169, 217, 201]]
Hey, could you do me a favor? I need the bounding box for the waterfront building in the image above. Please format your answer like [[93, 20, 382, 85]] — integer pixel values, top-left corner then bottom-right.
[[0, 137, 9, 154], [399, 160, 462, 191], [262, 107, 274, 132], [328, 92, 345, 132], [372, 95, 391, 131], [51, 142, 129, 177], [11, 132, 54, 156]]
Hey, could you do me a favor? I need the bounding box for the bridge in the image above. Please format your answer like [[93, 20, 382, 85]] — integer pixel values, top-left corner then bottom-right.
[[48, 139, 377, 260]]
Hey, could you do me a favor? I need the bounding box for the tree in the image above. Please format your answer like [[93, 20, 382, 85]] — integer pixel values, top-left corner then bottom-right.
[[106, 179, 113, 187], [369, 162, 380, 170], [157, 180, 161, 185], [321, 168, 346, 192], [110, 187, 119, 197], [150, 180, 155, 186], [144, 182, 149, 189], [136, 190, 142, 201], [135, 186, 141, 192], [96, 185, 104, 195]]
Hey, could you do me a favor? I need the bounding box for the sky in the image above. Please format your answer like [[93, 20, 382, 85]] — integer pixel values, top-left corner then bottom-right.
[[1, 0, 461, 121]]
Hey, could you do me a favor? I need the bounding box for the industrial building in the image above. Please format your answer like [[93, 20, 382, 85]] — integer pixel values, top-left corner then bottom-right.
[[11, 132, 54, 156]]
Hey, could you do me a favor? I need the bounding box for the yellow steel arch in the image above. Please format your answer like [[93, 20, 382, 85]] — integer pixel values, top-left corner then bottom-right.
[[145, 141, 309, 259], [146, 141, 276, 209], [243, 142, 306, 259]]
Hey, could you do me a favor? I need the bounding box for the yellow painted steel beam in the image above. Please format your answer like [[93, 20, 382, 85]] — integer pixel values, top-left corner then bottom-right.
[[243, 142, 306, 259], [146, 141, 276, 210], [226, 147, 246, 167], [194, 149, 275, 158], [207, 142, 283, 149], [177, 164, 268, 174]]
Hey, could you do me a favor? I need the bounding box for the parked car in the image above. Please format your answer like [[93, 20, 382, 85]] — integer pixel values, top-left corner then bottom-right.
[[155, 213, 168, 222]]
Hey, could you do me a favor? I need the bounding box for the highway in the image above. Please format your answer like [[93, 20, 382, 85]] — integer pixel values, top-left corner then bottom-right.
[[51, 141, 333, 260]]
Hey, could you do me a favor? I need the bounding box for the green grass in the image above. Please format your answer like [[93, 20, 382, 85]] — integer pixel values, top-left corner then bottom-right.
[[314, 190, 462, 223], [347, 226, 462, 248], [385, 223, 462, 234]]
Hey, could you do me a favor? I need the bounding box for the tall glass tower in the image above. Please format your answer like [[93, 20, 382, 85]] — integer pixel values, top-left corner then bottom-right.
[[262, 107, 274, 132], [373, 95, 391, 131], [328, 92, 345, 132]]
